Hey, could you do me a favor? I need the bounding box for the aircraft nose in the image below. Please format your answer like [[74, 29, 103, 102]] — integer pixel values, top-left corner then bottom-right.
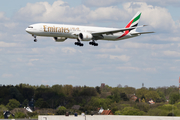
[[25, 28, 29, 32]]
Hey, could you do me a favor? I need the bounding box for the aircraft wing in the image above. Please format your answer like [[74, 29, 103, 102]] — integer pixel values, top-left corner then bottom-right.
[[92, 27, 136, 36], [130, 32, 155, 35], [91, 25, 146, 36]]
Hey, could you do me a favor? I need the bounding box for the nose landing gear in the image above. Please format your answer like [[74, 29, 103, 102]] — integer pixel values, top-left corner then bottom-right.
[[32, 35, 37, 42]]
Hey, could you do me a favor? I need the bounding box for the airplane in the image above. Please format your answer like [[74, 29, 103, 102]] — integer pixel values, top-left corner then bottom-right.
[[25, 11, 154, 47]]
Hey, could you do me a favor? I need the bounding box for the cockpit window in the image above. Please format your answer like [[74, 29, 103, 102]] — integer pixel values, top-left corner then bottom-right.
[[28, 26, 33, 28]]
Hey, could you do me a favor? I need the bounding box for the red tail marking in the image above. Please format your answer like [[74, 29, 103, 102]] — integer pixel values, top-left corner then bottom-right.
[[117, 19, 134, 39]]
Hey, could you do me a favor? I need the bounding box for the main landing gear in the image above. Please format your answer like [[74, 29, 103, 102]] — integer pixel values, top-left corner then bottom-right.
[[74, 39, 98, 47], [74, 39, 84, 47], [89, 40, 98, 46]]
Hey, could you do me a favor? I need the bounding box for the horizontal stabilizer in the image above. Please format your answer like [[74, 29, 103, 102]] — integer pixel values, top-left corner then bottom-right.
[[131, 32, 155, 35]]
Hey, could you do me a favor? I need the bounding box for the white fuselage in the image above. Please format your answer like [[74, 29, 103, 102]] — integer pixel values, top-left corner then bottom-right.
[[26, 23, 138, 41]]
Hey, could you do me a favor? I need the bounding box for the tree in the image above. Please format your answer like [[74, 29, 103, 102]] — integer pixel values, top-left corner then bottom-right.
[[22, 99, 29, 107], [9, 87, 24, 103], [147, 108, 168, 116], [133, 103, 150, 112], [124, 87, 136, 95], [35, 98, 44, 108], [111, 88, 121, 103], [158, 104, 177, 112], [58, 106, 66, 110], [80, 87, 97, 96], [63, 85, 73, 97], [141, 98, 145, 103], [120, 93, 129, 101], [40, 101, 50, 108], [6, 99, 20, 110], [117, 84, 122, 88], [144, 91, 160, 101], [88, 97, 112, 109], [120, 107, 145, 115], [95, 86, 101, 94], [56, 106, 67, 115], [0, 104, 8, 111], [22, 88, 34, 101], [169, 93, 180, 104], [136, 88, 148, 98], [52, 84, 64, 95]]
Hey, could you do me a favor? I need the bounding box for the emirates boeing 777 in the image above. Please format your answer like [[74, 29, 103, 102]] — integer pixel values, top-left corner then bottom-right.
[[25, 11, 154, 47]]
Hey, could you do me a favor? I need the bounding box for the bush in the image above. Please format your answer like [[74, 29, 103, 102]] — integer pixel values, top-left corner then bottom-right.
[[158, 104, 177, 112], [6, 99, 20, 110], [111, 107, 118, 114], [147, 108, 168, 116], [0, 111, 4, 119], [169, 93, 180, 104], [120, 107, 145, 115], [114, 110, 121, 115], [0, 104, 8, 111], [133, 103, 150, 112], [14, 112, 26, 118], [58, 106, 66, 110], [174, 109, 180, 116], [56, 109, 66, 115], [27, 112, 38, 117]]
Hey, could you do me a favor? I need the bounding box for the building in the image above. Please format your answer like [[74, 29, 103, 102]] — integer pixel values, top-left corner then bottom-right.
[[101, 110, 113, 115], [128, 94, 137, 102]]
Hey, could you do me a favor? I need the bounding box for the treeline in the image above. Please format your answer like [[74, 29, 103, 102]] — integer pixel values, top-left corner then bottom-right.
[[0, 83, 180, 117]]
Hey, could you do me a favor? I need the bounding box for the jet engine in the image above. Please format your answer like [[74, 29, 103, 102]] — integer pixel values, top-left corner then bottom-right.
[[53, 37, 67, 42], [78, 32, 93, 41]]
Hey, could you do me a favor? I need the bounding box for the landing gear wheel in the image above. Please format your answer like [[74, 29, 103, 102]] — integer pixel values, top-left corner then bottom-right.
[[75, 42, 83, 46], [89, 41, 98, 46], [34, 39, 37, 42], [94, 43, 98, 46]]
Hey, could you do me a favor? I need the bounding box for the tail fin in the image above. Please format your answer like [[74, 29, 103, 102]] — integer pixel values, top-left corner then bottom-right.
[[126, 11, 141, 33]]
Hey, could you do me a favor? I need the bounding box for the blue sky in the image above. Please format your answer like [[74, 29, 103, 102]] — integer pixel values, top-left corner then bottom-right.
[[0, 0, 180, 88]]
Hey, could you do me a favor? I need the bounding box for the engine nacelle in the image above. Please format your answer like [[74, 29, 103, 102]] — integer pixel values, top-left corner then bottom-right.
[[53, 37, 67, 42], [78, 32, 93, 41]]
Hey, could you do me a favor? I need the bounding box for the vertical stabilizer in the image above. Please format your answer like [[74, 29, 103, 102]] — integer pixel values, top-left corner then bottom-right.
[[125, 11, 141, 33]]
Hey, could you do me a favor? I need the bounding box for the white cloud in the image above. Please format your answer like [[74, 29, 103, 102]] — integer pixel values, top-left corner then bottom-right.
[[15, 1, 179, 33], [117, 67, 157, 72], [0, 42, 19, 47], [97, 54, 130, 62], [2, 74, 13, 78], [0, 12, 8, 21], [117, 66, 140, 71], [152, 35, 180, 42], [143, 68, 157, 72], [123, 2, 177, 32], [27, 59, 39, 66], [61, 47, 79, 54], [123, 42, 172, 50], [83, 0, 180, 7], [31, 47, 60, 54], [163, 50, 180, 57], [87, 7, 128, 21], [170, 67, 180, 71], [82, 0, 119, 7], [15, 0, 90, 23], [110, 55, 130, 62], [99, 45, 124, 53], [4, 22, 19, 29]]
